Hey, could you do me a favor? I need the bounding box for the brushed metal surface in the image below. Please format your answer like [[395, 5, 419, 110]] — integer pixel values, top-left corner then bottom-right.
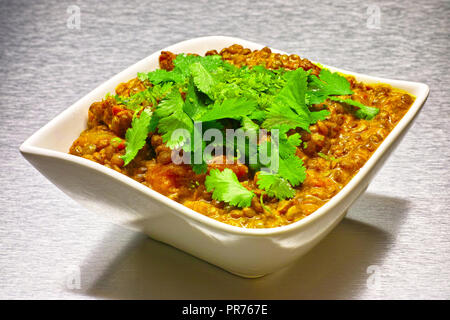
[[0, 0, 449, 299]]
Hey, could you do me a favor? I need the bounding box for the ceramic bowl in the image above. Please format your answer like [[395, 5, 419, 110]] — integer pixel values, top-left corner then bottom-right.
[[20, 36, 429, 277]]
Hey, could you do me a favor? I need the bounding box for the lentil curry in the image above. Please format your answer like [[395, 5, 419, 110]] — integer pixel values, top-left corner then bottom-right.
[[69, 44, 415, 228]]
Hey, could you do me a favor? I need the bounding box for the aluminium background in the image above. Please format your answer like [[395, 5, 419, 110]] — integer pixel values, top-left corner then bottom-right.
[[0, 0, 449, 299]]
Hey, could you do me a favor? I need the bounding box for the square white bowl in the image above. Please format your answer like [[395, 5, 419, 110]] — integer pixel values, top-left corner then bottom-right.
[[20, 36, 429, 278]]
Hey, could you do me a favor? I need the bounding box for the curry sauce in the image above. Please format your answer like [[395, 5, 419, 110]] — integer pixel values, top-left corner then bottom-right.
[[69, 44, 415, 228]]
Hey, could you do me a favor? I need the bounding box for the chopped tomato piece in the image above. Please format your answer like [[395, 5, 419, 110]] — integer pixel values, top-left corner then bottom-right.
[[117, 142, 126, 150], [112, 105, 123, 115]]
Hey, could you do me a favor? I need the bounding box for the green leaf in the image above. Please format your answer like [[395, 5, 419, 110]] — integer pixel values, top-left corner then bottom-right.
[[254, 125, 306, 200], [278, 156, 306, 186], [190, 62, 217, 98], [256, 172, 296, 200], [121, 56, 380, 204], [262, 101, 311, 131], [139, 54, 224, 87], [115, 83, 174, 111], [183, 77, 208, 119], [169, 54, 225, 87], [240, 116, 259, 132], [174, 54, 224, 76], [191, 162, 208, 175], [278, 68, 309, 116], [155, 91, 194, 149], [205, 168, 255, 208], [145, 69, 184, 84], [158, 112, 194, 149], [309, 109, 331, 123], [307, 69, 354, 105], [154, 90, 184, 118], [262, 68, 328, 131], [196, 97, 257, 122], [187, 123, 208, 174], [317, 69, 353, 94], [137, 72, 148, 82], [329, 97, 379, 120], [279, 132, 302, 159], [248, 109, 267, 122], [121, 109, 153, 166]]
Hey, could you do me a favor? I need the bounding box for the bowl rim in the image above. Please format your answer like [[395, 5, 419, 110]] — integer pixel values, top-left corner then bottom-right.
[[19, 35, 430, 237]]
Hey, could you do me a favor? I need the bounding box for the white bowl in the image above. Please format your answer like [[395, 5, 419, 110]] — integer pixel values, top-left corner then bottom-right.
[[20, 36, 429, 278]]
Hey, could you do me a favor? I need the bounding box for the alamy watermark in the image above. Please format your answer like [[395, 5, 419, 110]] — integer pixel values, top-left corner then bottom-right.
[[366, 4, 381, 29], [67, 5, 81, 29]]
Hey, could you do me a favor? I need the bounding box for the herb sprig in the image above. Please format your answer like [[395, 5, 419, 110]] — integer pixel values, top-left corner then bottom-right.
[[114, 53, 379, 207]]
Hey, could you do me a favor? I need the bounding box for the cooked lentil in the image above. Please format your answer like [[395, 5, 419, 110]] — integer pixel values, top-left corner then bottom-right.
[[69, 44, 415, 228]]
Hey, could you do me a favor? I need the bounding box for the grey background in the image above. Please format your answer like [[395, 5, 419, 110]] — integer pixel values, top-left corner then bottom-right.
[[0, 0, 449, 299]]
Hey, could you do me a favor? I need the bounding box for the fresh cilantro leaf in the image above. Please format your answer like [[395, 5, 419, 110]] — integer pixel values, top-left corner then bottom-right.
[[140, 54, 224, 88], [278, 68, 309, 116], [158, 113, 193, 150], [191, 162, 208, 174], [154, 90, 183, 118], [185, 119, 225, 175], [173, 54, 224, 78], [263, 68, 329, 131], [317, 69, 353, 95], [278, 156, 306, 186], [190, 62, 218, 98], [256, 172, 295, 200], [144, 69, 184, 84], [121, 109, 153, 166], [196, 97, 257, 122], [155, 91, 194, 149], [248, 109, 266, 122], [240, 116, 259, 132], [137, 72, 148, 82], [197, 55, 225, 71], [205, 168, 255, 207], [172, 54, 202, 77], [208, 63, 286, 108], [307, 69, 354, 105], [120, 54, 380, 203], [255, 126, 306, 200], [114, 93, 147, 112], [309, 109, 331, 123], [186, 122, 208, 174], [115, 83, 174, 111], [279, 131, 302, 159], [148, 114, 159, 132], [150, 82, 175, 100], [329, 97, 379, 120], [183, 77, 208, 119], [262, 101, 311, 131]]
